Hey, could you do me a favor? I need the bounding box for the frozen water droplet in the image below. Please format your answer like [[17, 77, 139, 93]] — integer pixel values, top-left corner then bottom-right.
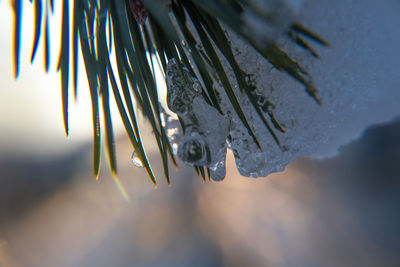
[[178, 132, 209, 165], [195, 43, 202, 51], [181, 40, 192, 53], [131, 152, 144, 168], [193, 81, 202, 93], [171, 98, 187, 114]]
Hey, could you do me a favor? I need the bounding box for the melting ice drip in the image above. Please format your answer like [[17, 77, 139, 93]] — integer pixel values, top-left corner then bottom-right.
[[228, 115, 271, 178], [165, 58, 273, 180]]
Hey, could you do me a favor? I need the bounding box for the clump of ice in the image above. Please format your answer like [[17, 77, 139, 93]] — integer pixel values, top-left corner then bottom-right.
[[166, 59, 229, 180], [164, 0, 400, 180], [165, 57, 287, 180]]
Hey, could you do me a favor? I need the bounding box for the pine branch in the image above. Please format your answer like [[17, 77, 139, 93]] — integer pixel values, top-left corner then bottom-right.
[[11, 0, 328, 183]]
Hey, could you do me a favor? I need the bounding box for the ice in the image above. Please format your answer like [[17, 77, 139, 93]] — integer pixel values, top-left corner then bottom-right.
[[131, 152, 144, 168], [228, 118, 268, 178], [165, 57, 270, 179], [225, 0, 400, 176], [166, 58, 201, 115], [166, 59, 229, 173], [209, 150, 227, 181], [159, 106, 182, 155], [166, 0, 400, 180]]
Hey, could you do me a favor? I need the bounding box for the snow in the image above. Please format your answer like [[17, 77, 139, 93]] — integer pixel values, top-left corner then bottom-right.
[[165, 0, 400, 179]]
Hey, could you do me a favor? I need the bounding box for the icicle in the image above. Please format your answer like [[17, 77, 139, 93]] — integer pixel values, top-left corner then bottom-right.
[[166, 58, 230, 179], [209, 149, 227, 181]]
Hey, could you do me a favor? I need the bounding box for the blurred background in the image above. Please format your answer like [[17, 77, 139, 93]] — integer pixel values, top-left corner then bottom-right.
[[1, 2, 400, 267], [2, 117, 400, 267]]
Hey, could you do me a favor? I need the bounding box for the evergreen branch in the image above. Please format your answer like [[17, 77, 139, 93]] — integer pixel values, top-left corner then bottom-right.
[[10, 0, 328, 183]]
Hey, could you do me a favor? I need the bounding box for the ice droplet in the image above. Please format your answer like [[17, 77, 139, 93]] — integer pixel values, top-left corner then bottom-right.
[[193, 80, 202, 93], [131, 152, 144, 168], [179, 132, 209, 164]]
